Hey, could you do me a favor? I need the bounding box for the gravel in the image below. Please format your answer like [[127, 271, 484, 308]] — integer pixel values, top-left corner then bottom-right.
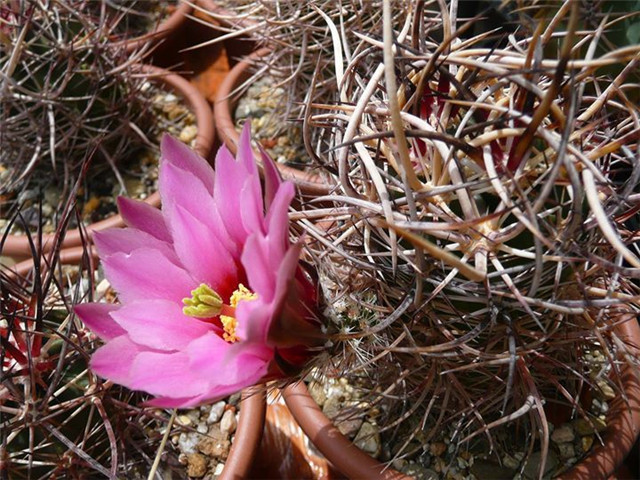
[[172, 395, 241, 479], [234, 77, 307, 168], [306, 364, 612, 480]]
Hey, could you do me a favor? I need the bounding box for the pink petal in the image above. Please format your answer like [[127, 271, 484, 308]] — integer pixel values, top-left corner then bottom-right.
[[160, 161, 235, 255], [94, 228, 176, 262], [238, 183, 294, 297], [213, 147, 255, 244], [237, 123, 259, 177], [241, 234, 276, 301], [74, 303, 125, 340], [102, 247, 197, 304], [161, 134, 214, 192], [111, 300, 213, 351], [273, 244, 305, 306], [91, 335, 142, 385], [129, 351, 210, 398], [240, 177, 266, 237], [237, 125, 265, 233], [236, 243, 301, 344], [145, 394, 209, 408], [117, 197, 171, 242], [187, 333, 272, 389], [265, 181, 295, 259], [218, 347, 272, 387], [260, 148, 282, 209], [165, 202, 238, 299], [235, 297, 274, 344]]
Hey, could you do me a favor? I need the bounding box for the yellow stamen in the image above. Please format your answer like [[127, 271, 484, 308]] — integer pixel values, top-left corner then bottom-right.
[[182, 284, 223, 318], [182, 283, 258, 343], [220, 315, 239, 343], [229, 283, 258, 308], [220, 284, 258, 343]]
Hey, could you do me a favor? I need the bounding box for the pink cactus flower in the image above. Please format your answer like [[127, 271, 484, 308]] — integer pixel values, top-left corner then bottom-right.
[[75, 124, 319, 408]]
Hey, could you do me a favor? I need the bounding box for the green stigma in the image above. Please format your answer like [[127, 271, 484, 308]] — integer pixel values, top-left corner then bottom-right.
[[182, 284, 223, 318]]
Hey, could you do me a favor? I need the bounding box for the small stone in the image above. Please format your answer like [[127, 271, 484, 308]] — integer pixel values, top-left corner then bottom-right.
[[186, 453, 208, 478], [82, 196, 101, 218], [179, 125, 198, 144], [178, 432, 200, 455], [595, 379, 616, 400], [574, 417, 606, 435], [392, 458, 407, 470], [207, 425, 230, 442], [522, 451, 558, 479], [308, 381, 327, 407], [403, 464, 438, 479], [177, 415, 192, 427], [502, 454, 520, 470], [557, 442, 575, 459], [429, 442, 447, 457], [228, 393, 241, 405], [322, 396, 362, 437], [277, 135, 290, 147], [592, 398, 610, 415], [551, 424, 575, 444], [207, 401, 226, 424], [471, 459, 516, 479], [353, 422, 381, 458], [197, 423, 208, 434], [581, 435, 594, 453], [433, 457, 447, 473], [41, 203, 53, 217], [214, 463, 225, 475], [198, 437, 231, 459], [220, 410, 237, 435], [417, 450, 432, 467]]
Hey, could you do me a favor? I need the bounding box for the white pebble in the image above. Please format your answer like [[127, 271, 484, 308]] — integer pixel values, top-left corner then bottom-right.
[[220, 410, 237, 435], [207, 401, 226, 424], [214, 463, 225, 475], [179, 125, 198, 144], [178, 432, 199, 455]]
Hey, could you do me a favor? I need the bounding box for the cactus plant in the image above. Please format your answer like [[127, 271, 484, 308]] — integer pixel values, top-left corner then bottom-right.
[[276, 0, 640, 476], [0, 0, 156, 227]]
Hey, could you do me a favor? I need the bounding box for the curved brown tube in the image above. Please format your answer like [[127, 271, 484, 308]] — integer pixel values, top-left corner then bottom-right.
[[2, 64, 215, 260], [282, 382, 409, 480], [220, 387, 267, 480], [214, 49, 331, 196], [120, 2, 193, 53], [559, 312, 640, 479], [8, 245, 98, 279]]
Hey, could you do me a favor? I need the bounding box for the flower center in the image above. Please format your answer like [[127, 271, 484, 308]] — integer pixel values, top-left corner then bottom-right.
[[182, 283, 257, 343]]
